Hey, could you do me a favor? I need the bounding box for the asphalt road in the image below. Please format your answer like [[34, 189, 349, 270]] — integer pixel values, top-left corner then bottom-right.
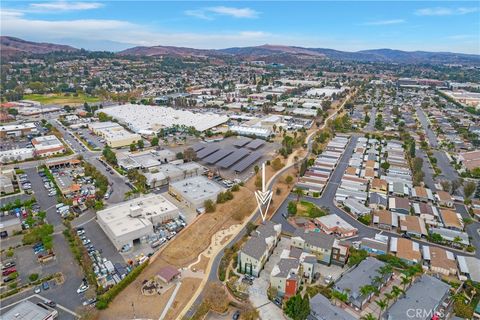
[[416, 108, 438, 148]]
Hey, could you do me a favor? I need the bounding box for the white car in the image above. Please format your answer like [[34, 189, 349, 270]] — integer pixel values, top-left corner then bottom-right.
[[77, 284, 89, 294]]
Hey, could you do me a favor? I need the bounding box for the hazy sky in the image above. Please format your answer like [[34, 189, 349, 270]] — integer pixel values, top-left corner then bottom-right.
[[2, 1, 479, 53]]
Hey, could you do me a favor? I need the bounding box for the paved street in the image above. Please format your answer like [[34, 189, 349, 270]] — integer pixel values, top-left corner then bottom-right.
[[416, 148, 436, 191], [434, 150, 463, 196], [416, 109, 438, 148]]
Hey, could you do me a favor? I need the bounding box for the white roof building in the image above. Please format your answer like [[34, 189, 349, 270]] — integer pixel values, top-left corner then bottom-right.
[[98, 104, 229, 133], [97, 194, 179, 250]]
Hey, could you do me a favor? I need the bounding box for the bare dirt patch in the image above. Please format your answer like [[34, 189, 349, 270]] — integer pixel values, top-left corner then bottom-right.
[[164, 277, 203, 320], [191, 254, 209, 272]]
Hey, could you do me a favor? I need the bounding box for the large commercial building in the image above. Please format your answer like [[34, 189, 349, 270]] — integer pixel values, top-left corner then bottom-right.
[[169, 176, 224, 209], [88, 121, 141, 148], [31, 135, 66, 157], [97, 194, 179, 250], [0, 122, 37, 138], [97, 104, 229, 134]]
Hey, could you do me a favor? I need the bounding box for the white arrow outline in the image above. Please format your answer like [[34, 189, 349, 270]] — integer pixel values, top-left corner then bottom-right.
[[255, 162, 272, 222]]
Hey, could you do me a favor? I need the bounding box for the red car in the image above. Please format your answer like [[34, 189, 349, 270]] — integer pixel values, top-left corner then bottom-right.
[[2, 267, 16, 276]]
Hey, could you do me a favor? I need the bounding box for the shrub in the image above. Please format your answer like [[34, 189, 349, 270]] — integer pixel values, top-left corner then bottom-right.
[[312, 192, 320, 198], [6, 249, 14, 258], [231, 184, 240, 192], [204, 200, 216, 213], [29, 273, 39, 282]]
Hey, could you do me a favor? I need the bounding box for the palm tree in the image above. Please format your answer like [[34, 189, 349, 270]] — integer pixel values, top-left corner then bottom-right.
[[384, 292, 394, 306], [378, 265, 393, 279], [375, 298, 388, 320], [391, 285, 404, 303], [400, 275, 411, 292], [361, 314, 376, 320], [293, 188, 305, 203]]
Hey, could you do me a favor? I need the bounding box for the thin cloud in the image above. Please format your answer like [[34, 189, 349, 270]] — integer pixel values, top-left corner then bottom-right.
[[185, 6, 259, 20], [364, 19, 405, 26], [415, 7, 478, 16], [208, 6, 258, 18]]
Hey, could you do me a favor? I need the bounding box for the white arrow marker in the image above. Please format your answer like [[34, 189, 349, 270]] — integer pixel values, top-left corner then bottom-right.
[[255, 162, 272, 222]]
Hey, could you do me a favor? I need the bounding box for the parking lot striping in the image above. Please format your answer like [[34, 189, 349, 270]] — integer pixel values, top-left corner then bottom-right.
[[0, 294, 79, 318], [158, 282, 182, 320], [75, 216, 96, 228]]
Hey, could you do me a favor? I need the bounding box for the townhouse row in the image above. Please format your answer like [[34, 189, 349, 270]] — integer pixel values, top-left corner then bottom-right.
[[296, 134, 350, 195]]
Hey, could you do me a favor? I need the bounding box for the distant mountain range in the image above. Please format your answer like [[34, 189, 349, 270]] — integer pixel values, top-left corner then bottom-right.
[[2, 36, 479, 65]]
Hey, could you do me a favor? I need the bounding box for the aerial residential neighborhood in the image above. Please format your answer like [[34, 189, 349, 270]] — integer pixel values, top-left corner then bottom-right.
[[0, 1, 479, 320]]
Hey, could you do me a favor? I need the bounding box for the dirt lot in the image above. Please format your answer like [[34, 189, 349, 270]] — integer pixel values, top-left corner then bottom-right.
[[164, 277, 203, 320], [191, 255, 210, 272], [161, 182, 258, 267]]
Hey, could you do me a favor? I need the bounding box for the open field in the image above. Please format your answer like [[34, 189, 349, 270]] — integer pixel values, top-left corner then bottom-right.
[[191, 254, 210, 272], [23, 93, 100, 105]]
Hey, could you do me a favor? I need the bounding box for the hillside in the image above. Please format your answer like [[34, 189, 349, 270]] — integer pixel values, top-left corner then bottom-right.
[[0, 36, 78, 57], [2, 36, 479, 65]]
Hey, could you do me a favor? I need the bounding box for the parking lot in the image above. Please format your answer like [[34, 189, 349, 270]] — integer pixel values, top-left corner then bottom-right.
[[0, 167, 86, 311]]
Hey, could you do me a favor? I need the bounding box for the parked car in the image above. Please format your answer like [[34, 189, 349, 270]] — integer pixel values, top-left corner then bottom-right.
[[34, 286, 41, 294], [44, 300, 56, 308], [42, 282, 50, 290], [82, 298, 97, 306], [232, 310, 241, 320], [77, 283, 89, 294], [2, 267, 16, 276]]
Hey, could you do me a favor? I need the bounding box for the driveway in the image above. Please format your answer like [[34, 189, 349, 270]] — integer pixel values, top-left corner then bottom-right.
[[248, 237, 289, 320]]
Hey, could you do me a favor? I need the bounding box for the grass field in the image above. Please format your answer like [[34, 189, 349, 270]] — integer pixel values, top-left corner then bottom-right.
[[297, 200, 328, 218], [23, 93, 100, 105]]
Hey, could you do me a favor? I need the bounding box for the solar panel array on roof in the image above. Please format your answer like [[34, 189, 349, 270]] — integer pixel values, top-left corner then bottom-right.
[[232, 151, 263, 172], [217, 148, 250, 168], [233, 137, 252, 147], [203, 147, 236, 164], [245, 139, 265, 150], [196, 144, 220, 159], [192, 143, 207, 152]]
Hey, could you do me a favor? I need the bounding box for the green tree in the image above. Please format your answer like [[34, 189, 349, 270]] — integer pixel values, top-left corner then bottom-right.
[[129, 143, 137, 152], [137, 140, 144, 149], [463, 181, 476, 199], [151, 136, 159, 147], [284, 294, 310, 320], [285, 175, 294, 185], [375, 298, 388, 320], [287, 201, 297, 216], [293, 188, 304, 203]]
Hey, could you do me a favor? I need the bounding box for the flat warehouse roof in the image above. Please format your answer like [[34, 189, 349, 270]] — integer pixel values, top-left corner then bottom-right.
[[203, 147, 236, 164], [97, 194, 178, 237], [217, 148, 250, 168], [232, 151, 263, 172], [170, 176, 223, 203], [98, 104, 229, 132]]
